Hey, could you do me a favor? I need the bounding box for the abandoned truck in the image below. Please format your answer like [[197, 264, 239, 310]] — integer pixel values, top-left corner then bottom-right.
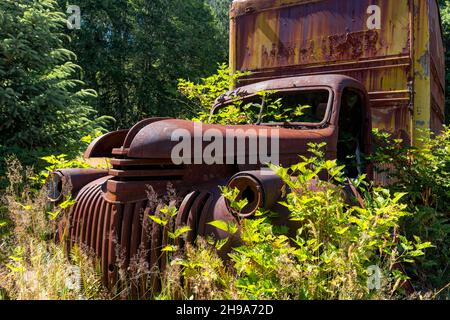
[[45, 0, 445, 291]]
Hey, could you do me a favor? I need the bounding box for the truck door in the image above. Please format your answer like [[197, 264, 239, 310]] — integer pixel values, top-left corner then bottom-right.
[[337, 88, 366, 178]]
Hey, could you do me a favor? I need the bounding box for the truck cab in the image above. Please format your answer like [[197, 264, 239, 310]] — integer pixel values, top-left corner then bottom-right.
[[210, 74, 372, 178]]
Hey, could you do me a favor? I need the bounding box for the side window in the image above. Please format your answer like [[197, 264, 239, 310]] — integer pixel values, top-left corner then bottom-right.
[[211, 89, 330, 126], [265, 90, 330, 124], [337, 89, 364, 178]]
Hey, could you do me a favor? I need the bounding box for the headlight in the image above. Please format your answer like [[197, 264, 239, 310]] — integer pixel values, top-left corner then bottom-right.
[[226, 170, 284, 218], [45, 172, 63, 202]]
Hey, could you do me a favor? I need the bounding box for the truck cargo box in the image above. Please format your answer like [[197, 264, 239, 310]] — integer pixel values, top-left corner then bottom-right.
[[230, 0, 445, 145]]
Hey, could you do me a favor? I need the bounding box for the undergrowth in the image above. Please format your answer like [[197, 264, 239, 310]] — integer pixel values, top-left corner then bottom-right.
[[371, 128, 450, 298], [157, 143, 434, 300], [0, 156, 108, 300], [0, 128, 448, 300]]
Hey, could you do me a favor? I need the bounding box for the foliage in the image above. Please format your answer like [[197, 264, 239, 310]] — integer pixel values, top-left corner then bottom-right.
[[0, 156, 108, 300], [0, 1, 448, 301], [160, 144, 431, 300], [178, 64, 247, 120], [206, 0, 232, 51], [30, 132, 108, 188], [179, 64, 313, 125], [371, 128, 450, 297], [228, 145, 429, 300], [57, 0, 229, 129], [439, 0, 450, 124], [0, 0, 111, 175]]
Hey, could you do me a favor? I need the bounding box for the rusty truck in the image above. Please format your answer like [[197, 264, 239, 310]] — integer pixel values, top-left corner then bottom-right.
[[45, 0, 445, 292]]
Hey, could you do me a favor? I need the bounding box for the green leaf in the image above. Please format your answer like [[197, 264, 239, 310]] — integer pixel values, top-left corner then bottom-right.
[[149, 215, 168, 227], [47, 210, 61, 221], [6, 264, 26, 273], [168, 226, 191, 239], [392, 192, 407, 204], [214, 238, 229, 250], [81, 135, 93, 144], [160, 205, 178, 218], [162, 245, 178, 252], [208, 220, 238, 235], [19, 204, 33, 211], [59, 197, 76, 209], [335, 226, 349, 235]]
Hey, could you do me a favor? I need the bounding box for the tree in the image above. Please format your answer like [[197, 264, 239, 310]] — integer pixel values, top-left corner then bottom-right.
[[207, 0, 233, 53], [58, 0, 229, 129], [0, 0, 109, 172], [439, 0, 450, 124]]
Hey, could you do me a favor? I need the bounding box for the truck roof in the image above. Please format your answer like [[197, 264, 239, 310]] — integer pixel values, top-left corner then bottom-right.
[[213, 74, 366, 107], [231, 0, 444, 43]]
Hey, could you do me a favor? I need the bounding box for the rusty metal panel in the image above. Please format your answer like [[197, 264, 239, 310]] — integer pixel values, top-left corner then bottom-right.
[[412, 0, 445, 143], [429, 0, 446, 133], [230, 0, 445, 143], [84, 130, 129, 159], [231, 0, 410, 71], [413, 0, 432, 145]]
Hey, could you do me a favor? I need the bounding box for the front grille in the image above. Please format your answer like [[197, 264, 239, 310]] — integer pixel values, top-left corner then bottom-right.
[[67, 180, 159, 291], [64, 174, 221, 296]]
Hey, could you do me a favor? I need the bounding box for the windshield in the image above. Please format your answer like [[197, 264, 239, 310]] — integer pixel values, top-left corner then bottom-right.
[[211, 89, 330, 126]]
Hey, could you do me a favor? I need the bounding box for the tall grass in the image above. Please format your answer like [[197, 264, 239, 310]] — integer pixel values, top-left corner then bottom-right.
[[0, 156, 108, 300], [1, 133, 448, 300]]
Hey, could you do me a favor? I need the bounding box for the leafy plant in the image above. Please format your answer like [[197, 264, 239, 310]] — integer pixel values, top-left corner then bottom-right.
[[179, 63, 249, 120], [160, 144, 431, 300], [371, 128, 450, 297], [180, 67, 313, 126], [225, 144, 431, 300], [0, 156, 107, 300], [0, 0, 112, 175], [29, 132, 109, 188]]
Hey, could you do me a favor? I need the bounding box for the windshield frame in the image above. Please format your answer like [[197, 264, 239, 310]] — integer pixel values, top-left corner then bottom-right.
[[210, 86, 334, 129]]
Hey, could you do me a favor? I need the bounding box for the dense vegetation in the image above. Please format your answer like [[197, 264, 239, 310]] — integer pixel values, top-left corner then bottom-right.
[[440, 0, 450, 122], [1, 132, 448, 300], [0, 0, 232, 176], [0, 0, 449, 301], [0, 0, 112, 177], [58, 0, 231, 129], [371, 129, 450, 295]]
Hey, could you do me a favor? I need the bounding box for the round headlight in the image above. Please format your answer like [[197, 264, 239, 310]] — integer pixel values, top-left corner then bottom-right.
[[45, 172, 63, 202]]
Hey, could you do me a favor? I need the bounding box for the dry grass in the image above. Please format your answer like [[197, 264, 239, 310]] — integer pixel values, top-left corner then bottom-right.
[[0, 155, 108, 300]]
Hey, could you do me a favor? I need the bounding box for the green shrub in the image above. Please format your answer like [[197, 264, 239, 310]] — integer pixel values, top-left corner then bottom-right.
[[179, 64, 314, 125], [0, 0, 112, 176], [371, 128, 450, 297], [160, 144, 431, 300], [178, 63, 247, 121]]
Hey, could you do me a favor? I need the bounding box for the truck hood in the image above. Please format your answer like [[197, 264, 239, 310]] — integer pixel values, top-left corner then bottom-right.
[[86, 118, 335, 164]]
